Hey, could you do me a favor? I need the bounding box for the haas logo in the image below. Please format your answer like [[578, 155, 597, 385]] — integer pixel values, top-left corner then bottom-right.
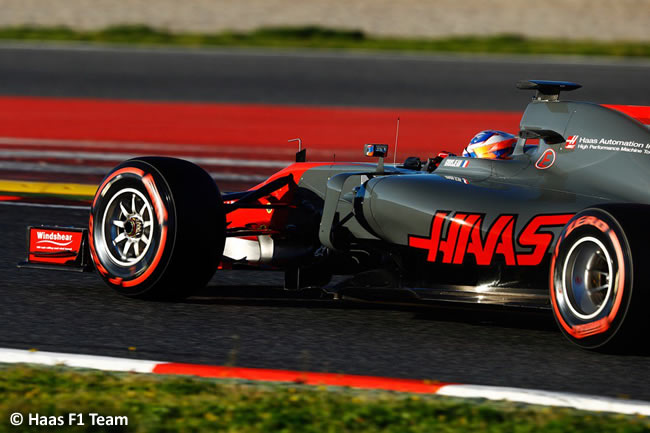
[[409, 212, 574, 266], [565, 135, 578, 149]]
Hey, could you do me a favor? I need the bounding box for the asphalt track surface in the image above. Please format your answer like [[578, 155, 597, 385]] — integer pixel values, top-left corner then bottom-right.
[[0, 43, 649, 109], [4, 203, 650, 400], [1, 44, 650, 400]]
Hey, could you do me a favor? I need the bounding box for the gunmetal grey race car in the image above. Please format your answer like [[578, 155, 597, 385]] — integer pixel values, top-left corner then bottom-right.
[[22, 80, 650, 350]]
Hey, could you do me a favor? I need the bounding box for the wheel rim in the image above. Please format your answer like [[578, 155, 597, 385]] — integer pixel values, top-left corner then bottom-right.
[[100, 187, 155, 266], [561, 237, 613, 320]]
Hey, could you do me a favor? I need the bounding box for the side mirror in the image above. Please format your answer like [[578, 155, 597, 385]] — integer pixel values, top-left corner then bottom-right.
[[364, 144, 389, 172]]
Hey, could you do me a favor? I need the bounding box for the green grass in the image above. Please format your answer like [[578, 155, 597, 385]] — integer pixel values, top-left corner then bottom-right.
[[1, 364, 649, 432], [0, 25, 649, 57]]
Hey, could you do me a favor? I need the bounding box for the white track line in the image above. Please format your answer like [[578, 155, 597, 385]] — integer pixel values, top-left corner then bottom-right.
[[0, 137, 356, 158], [0, 161, 107, 174], [0, 136, 294, 156], [0, 201, 89, 210], [0, 149, 288, 168], [0, 348, 158, 373], [0, 161, 266, 182], [437, 384, 650, 416], [0, 347, 648, 416]]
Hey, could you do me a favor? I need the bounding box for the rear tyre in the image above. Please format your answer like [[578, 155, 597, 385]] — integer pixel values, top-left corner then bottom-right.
[[89, 157, 226, 300], [550, 205, 650, 350]]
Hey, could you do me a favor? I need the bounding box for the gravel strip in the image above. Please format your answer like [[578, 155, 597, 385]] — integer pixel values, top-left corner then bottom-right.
[[0, 0, 648, 41]]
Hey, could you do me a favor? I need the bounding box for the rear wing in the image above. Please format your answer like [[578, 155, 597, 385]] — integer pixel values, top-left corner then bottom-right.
[[516, 80, 582, 101]]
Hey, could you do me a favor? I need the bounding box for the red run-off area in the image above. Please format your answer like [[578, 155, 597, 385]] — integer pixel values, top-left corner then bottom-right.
[[0, 97, 521, 161]]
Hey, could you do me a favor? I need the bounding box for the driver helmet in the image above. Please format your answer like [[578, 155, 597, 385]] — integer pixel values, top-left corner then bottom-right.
[[462, 130, 517, 159]]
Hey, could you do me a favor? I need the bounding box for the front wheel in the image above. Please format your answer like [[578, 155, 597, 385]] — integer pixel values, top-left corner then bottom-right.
[[550, 205, 650, 350], [89, 157, 226, 299]]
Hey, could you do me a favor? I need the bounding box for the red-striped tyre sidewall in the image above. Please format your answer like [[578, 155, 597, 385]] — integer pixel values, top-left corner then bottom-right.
[[550, 208, 633, 349], [89, 161, 175, 297], [89, 157, 226, 300]]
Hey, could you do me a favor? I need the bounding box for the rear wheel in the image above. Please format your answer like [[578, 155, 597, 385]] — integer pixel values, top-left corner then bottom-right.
[[89, 157, 226, 299], [550, 205, 650, 350]]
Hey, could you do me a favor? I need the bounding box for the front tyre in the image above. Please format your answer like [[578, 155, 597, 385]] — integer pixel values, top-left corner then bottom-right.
[[550, 205, 649, 350], [89, 157, 226, 299]]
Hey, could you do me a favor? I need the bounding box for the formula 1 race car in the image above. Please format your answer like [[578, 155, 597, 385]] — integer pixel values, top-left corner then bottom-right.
[[21, 80, 650, 350]]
